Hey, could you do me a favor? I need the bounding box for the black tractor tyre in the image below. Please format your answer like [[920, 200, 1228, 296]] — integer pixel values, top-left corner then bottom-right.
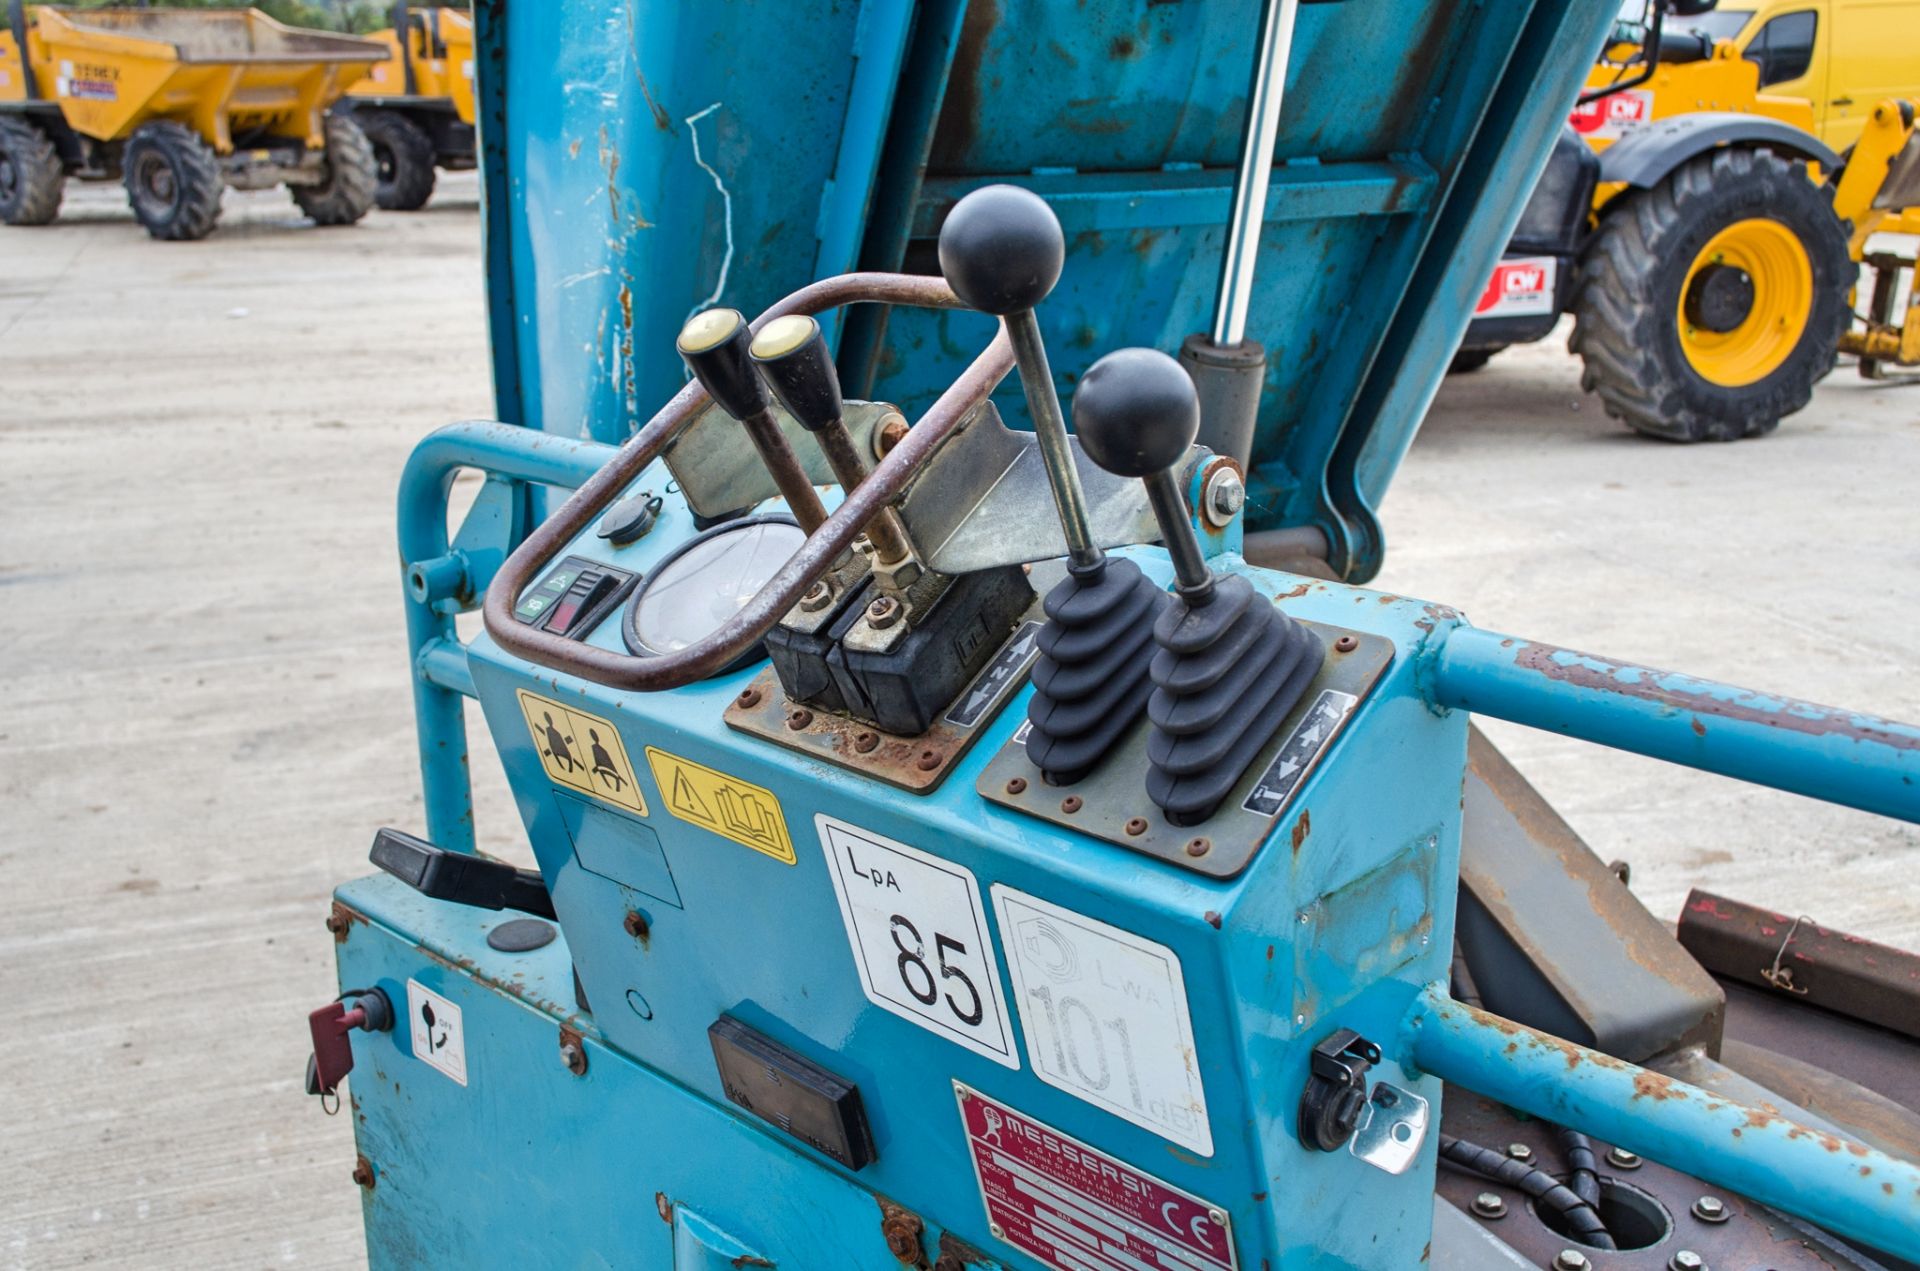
[[293, 115, 379, 226], [122, 120, 224, 241], [1568, 147, 1855, 443], [1448, 346, 1504, 374], [356, 109, 437, 211], [0, 116, 66, 226]]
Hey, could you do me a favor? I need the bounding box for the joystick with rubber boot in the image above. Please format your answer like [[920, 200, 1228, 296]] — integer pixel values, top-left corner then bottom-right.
[[1075, 347, 1323, 824], [939, 185, 1166, 783]]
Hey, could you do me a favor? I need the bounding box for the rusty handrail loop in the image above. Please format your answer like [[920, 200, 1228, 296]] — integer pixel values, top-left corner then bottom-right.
[[480, 272, 1014, 691]]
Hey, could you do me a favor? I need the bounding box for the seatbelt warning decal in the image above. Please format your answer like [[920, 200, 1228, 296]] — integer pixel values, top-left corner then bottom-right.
[[993, 886, 1212, 1154], [818, 816, 1018, 1067], [956, 1083, 1236, 1271], [516, 690, 647, 815], [646, 747, 794, 863]]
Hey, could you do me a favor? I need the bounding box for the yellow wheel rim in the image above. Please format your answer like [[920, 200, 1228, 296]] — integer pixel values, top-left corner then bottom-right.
[[1677, 218, 1813, 387]]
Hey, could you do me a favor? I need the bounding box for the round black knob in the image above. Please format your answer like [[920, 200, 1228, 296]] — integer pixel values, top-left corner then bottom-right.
[[749, 314, 843, 432], [937, 184, 1064, 315], [1072, 348, 1200, 478]]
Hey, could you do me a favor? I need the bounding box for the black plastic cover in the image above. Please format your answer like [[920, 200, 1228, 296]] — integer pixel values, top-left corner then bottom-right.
[[709, 1016, 875, 1170]]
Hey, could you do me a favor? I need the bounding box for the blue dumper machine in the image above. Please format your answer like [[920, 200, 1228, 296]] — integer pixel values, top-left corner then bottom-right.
[[307, 1, 1920, 1266]]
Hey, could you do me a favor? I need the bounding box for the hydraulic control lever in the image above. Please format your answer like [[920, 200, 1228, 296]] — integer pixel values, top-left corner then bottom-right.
[[369, 826, 556, 919], [938, 186, 1167, 782], [1076, 348, 1323, 823], [749, 314, 919, 581], [676, 307, 830, 531]]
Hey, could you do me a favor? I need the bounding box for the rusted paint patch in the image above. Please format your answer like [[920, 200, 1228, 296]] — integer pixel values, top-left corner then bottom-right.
[[327, 900, 365, 944], [1513, 642, 1920, 752], [1290, 809, 1311, 853], [1633, 1071, 1686, 1102]]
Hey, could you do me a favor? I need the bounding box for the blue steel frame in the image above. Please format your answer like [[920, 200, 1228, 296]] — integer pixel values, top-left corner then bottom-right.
[[379, 422, 1920, 1264]]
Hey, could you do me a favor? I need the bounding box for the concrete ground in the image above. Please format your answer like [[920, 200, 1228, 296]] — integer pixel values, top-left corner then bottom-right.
[[1, 176, 1916, 1268]]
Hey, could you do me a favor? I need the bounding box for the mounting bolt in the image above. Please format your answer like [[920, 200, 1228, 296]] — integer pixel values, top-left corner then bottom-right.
[[736, 687, 762, 709], [1691, 1195, 1729, 1224], [1202, 466, 1246, 528], [867, 595, 903, 629], [1469, 1192, 1506, 1219], [1669, 1253, 1706, 1271], [1060, 795, 1083, 814], [1205, 1207, 1227, 1227], [853, 730, 879, 754], [350, 1155, 375, 1190], [1333, 634, 1358, 653], [1005, 777, 1027, 795], [1184, 836, 1211, 858], [1609, 858, 1632, 885], [1504, 1142, 1533, 1163], [988, 1222, 1005, 1241], [1552, 1252, 1590, 1271], [1606, 1146, 1641, 1169], [560, 1039, 588, 1077], [786, 708, 813, 730], [876, 413, 909, 459], [800, 581, 834, 612], [916, 748, 942, 772], [880, 1209, 925, 1265], [623, 910, 649, 939], [1124, 816, 1149, 836]]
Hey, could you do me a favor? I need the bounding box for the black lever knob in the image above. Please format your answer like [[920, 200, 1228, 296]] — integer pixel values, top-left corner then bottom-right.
[[749, 314, 842, 433], [1074, 348, 1213, 605], [676, 307, 827, 531], [936, 184, 1065, 316], [677, 307, 773, 421]]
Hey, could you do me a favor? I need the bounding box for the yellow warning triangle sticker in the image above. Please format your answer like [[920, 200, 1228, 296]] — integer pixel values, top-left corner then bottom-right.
[[645, 747, 794, 864]]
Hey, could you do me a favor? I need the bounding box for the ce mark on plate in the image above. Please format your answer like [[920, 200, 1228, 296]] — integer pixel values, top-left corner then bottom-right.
[[817, 815, 1019, 1069]]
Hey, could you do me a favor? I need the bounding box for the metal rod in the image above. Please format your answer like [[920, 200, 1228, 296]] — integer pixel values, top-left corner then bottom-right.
[[8, 0, 36, 101], [1004, 310, 1102, 572], [1145, 470, 1214, 604], [1429, 625, 1920, 824], [1402, 987, 1920, 1260], [740, 406, 828, 532], [814, 423, 913, 564], [1211, 0, 1300, 345]]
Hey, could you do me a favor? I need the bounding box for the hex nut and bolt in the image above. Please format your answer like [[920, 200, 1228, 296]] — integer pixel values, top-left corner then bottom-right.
[[916, 748, 942, 772], [1124, 817, 1149, 836], [1333, 634, 1358, 653], [867, 596, 903, 629], [1184, 837, 1212, 858], [1607, 1146, 1641, 1169], [1552, 1252, 1590, 1271], [736, 687, 762, 709], [786, 708, 813, 730], [1469, 1192, 1506, 1219], [853, 730, 879, 754], [876, 414, 909, 458], [881, 1211, 925, 1264], [1691, 1195, 1729, 1223], [800, 581, 834, 612], [560, 1039, 588, 1076], [351, 1156, 375, 1190], [1203, 467, 1246, 528], [623, 910, 649, 939], [1506, 1142, 1534, 1163], [1060, 795, 1083, 814], [1005, 777, 1027, 795], [1669, 1253, 1706, 1271]]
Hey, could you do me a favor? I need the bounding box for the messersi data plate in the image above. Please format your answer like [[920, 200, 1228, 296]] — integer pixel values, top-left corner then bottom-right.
[[993, 886, 1212, 1154], [977, 622, 1392, 878], [724, 615, 1043, 793], [818, 816, 1019, 1068], [956, 1084, 1237, 1271]]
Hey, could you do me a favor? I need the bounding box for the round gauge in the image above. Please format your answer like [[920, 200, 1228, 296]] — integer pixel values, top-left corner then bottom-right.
[[622, 515, 805, 674]]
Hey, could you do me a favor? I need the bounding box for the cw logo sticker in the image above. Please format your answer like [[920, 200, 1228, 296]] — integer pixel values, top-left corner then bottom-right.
[[516, 690, 647, 816], [644, 747, 794, 864]]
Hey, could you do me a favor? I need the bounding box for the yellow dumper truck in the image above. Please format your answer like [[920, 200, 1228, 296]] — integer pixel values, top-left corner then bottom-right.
[[339, 3, 474, 211], [0, 4, 388, 240]]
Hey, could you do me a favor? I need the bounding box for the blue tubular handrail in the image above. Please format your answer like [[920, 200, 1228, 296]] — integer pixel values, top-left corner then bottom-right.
[[1428, 624, 1920, 824], [1400, 986, 1920, 1260], [396, 421, 619, 852]]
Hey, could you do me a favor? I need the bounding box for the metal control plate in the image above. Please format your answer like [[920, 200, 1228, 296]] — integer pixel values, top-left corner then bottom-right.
[[977, 622, 1392, 878], [723, 613, 1044, 792]]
